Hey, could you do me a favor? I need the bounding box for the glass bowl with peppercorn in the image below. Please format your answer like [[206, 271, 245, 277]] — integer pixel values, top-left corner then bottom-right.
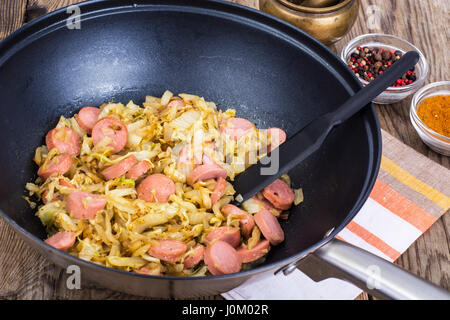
[[341, 33, 428, 104], [410, 81, 450, 156]]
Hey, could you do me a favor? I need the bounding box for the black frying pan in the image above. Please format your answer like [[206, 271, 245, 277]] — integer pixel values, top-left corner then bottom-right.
[[0, 0, 447, 299]]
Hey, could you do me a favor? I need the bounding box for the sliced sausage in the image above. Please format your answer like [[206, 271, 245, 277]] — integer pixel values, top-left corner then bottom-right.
[[37, 153, 73, 180], [205, 226, 241, 248], [137, 173, 176, 202], [168, 99, 185, 109], [176, 144, 196, 177], [178, 144, 202, 166], [222, 204, 248, 218], [237, 239, 270, 263], [220, 118, 254, 140], [184, 244, 205, 269], [101, 155, 138, 180], [266, 127, 287, 153], [46, 127, 81, 156], [66, 190, 107, 220], [42, 179, 75, 204], [45, 231, 76, 251], [201, 154, 216, 166], [262, 179, 294, 210], [221, 204, 255, 238], [177, 144, 192, 164], [92, 117, 128, 154], [149, 240, 187, 263], [125, 160, 151, 180], [238, 214, 255, 239], [210, 177, 227, 205], [76, 106, 102, 134], [58, 180, 75, 189], [186, 155, 227, 186], [187, 165, 227, 185], [134, 266, 161, 276], [204, 240, 242, 275], [254, 209, 285, 245], [42, 190, 58, 204]]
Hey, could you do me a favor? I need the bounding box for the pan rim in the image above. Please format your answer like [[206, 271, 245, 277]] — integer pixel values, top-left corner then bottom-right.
[[0, 0, 381, 283]]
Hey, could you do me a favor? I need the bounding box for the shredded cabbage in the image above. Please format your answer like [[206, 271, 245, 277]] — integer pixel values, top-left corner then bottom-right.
[[294, 188, 304, 206], [24, 91, 303, 276]]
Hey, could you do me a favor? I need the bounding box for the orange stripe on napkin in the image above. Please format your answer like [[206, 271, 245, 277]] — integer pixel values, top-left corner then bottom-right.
[[345, 221, 401, 260], [370, 180, 436, 232]]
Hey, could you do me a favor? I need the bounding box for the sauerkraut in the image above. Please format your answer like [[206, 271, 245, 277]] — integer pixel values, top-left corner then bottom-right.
[[24, 91, 303, 276]]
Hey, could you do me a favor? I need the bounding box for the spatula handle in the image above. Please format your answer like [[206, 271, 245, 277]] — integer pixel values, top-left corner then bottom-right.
[[232, 51, 420, 203]]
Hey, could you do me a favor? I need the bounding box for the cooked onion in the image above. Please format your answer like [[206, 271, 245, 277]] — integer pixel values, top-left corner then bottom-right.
[[294, 188, 304, 205], [24, 91, 303, 277]]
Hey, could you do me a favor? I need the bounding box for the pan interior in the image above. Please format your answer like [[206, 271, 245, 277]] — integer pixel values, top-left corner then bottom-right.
[[0, 3, 378, 269]]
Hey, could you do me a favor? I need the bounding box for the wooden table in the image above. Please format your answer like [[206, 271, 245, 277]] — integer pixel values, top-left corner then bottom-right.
[[0, 0, 448, 300]]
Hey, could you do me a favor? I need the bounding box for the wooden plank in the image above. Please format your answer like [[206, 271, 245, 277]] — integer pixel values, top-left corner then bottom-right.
[[0, 0, 27, 41], [0, 0, 448, 300], [25, 0, 259, 14], [27, 0, 83, 12], [395, 213, 449, 289], [25, 0, 259, 15], [355, 291, 371, 300]]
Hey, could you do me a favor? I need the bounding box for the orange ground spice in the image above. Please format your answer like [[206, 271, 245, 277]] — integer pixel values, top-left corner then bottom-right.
[[416, 95, 450, 138]]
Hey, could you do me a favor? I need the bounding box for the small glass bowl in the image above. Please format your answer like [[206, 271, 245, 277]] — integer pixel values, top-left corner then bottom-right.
[[341, 33, 428, 104], [410, 81, 450, 156]]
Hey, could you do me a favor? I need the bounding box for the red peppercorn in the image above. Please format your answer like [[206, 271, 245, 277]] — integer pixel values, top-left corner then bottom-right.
[[348, 46, 417, 85]]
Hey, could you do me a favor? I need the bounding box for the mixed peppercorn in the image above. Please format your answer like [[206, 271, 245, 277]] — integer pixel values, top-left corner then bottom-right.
[[347, 46, 417, 87]]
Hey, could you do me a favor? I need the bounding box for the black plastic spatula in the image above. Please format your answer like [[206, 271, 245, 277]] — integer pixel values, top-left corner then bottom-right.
[[232, 51, 420, 204]]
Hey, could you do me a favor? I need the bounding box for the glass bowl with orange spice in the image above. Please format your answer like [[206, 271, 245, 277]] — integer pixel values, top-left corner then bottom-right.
[[410, 81, 450, 156]]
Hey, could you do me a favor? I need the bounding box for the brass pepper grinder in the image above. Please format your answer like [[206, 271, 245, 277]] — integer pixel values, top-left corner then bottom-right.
[[259, 0, 360, 46], [297, 0, 340, 7]]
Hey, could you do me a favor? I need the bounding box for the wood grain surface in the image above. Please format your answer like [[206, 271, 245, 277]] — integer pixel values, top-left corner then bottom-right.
[[0, 0, 448, 300]]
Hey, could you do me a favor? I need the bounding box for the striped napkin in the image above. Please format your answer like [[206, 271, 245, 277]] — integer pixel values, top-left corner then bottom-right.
[[222, 129, 450, 300]]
